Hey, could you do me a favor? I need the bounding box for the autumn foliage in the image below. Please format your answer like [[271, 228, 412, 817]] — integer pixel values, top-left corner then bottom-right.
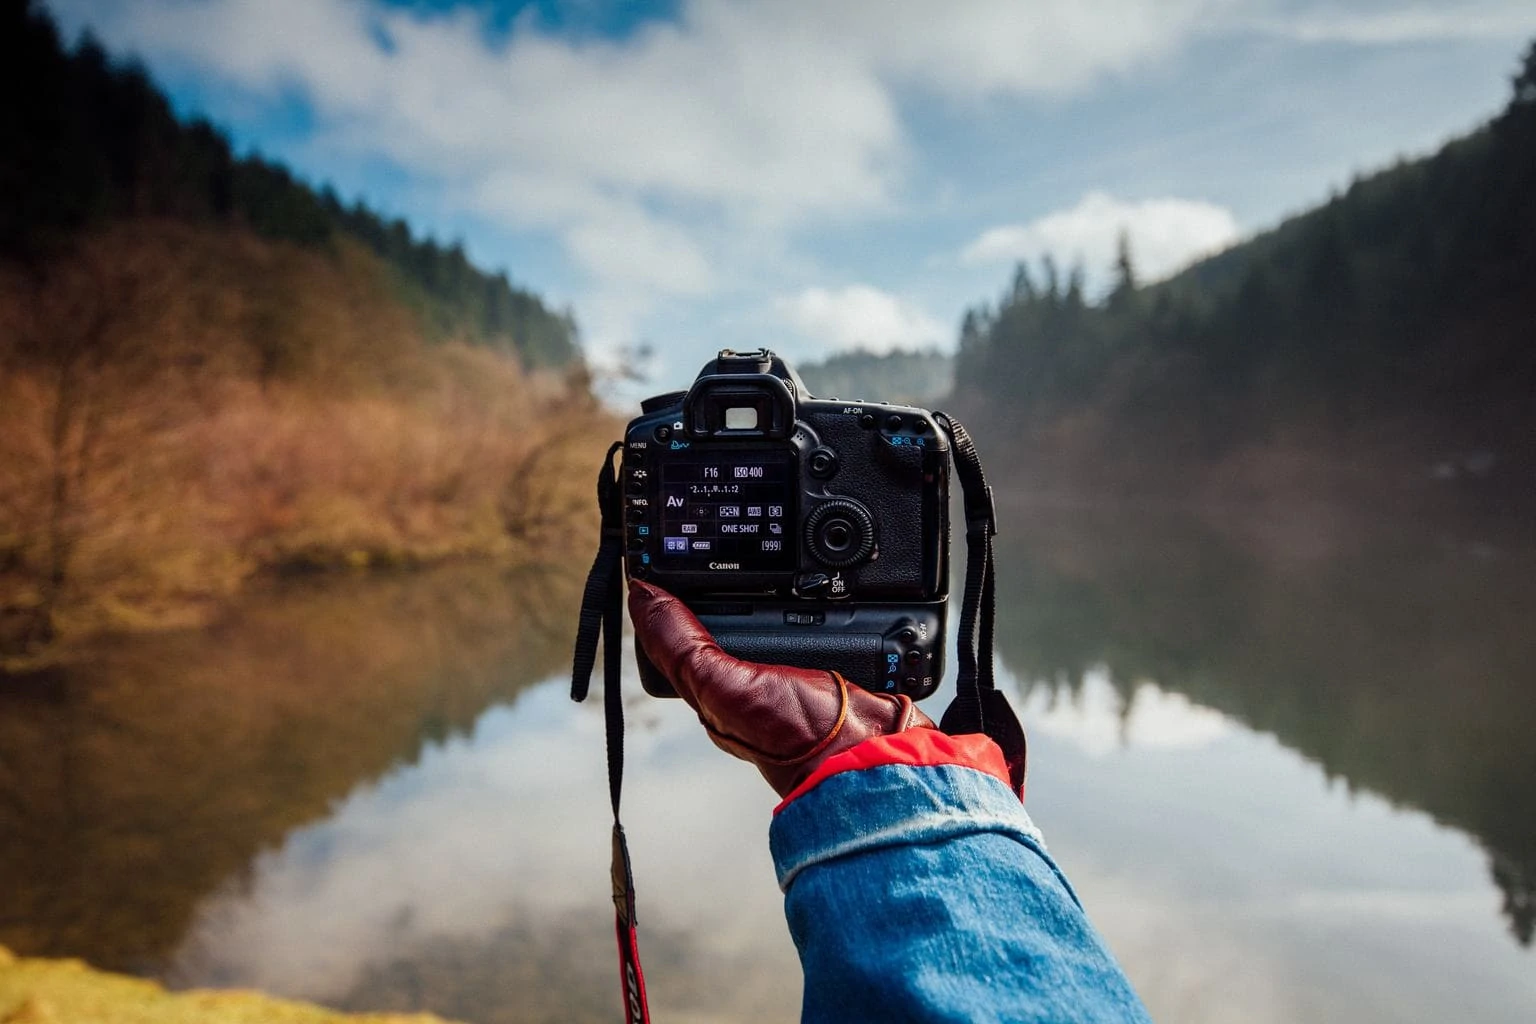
[[0, 221, 612, 661]]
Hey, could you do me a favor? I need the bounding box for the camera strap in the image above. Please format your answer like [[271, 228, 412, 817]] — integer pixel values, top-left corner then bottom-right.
[[570, 417, 1023, 1022], [571, 440, 652, 1024], [933, 413, 1027, 795]]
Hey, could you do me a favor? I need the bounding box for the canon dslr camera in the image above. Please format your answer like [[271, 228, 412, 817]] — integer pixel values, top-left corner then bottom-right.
[[623, 349, 949, 700]]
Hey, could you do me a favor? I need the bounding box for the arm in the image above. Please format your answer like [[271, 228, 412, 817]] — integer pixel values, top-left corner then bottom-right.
[[772, 734, 1151, 1023], [629, 581, 1151, 1023]]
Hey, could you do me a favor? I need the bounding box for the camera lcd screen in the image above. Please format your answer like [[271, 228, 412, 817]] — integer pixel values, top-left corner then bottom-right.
[[656, 451, 795, 572]]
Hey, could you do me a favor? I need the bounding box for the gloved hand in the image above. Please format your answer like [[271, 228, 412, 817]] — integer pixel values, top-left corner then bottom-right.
[[628, 579, 937, 797]]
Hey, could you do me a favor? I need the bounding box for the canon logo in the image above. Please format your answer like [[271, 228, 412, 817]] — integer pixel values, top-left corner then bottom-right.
[[708, 561, 741, 570]]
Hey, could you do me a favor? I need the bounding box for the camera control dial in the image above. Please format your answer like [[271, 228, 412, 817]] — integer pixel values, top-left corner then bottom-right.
[[804, 498, 876, 569]]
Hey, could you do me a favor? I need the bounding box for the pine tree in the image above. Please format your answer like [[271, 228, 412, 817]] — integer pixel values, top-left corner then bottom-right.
[[1107, 231, 1137, 314]]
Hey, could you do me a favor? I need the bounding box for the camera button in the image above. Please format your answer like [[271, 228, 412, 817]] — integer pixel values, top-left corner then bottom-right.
[[885, 414, 903, 431], [807, 447, 839, 479]]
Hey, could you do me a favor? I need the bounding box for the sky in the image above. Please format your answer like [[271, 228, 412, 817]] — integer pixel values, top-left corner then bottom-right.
[[43, 0, 1536, 394]]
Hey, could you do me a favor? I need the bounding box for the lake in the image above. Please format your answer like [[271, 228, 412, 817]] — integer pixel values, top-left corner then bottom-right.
[[2, 495, 1534, 1023]]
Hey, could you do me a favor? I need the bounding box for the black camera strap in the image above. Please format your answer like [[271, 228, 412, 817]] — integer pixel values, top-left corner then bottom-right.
[[933, 413, 1027, 794], [571, 441, 652, 1024]]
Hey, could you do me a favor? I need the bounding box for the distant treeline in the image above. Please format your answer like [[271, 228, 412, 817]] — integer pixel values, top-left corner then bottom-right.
[[797, 347, 954, 406], [0, 0, 578, 368], [954, 41, 1536, 450]]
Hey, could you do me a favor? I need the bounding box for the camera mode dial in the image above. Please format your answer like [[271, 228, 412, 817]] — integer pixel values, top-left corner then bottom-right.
[[804, 499, 876, 569]]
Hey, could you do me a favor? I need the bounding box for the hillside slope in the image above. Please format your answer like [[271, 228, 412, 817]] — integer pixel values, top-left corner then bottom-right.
[[0, 3, 612, 662], [951, 41, 1536, 504], [0, 221, 608, 662]]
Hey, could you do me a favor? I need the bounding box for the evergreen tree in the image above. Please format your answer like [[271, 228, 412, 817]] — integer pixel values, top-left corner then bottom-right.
[[2, 0, 579, 369], [1107, 231, 1137, 314]]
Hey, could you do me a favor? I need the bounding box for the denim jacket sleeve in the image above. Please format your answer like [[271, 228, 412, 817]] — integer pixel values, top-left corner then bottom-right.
[[768, 732, 1153, 1024]]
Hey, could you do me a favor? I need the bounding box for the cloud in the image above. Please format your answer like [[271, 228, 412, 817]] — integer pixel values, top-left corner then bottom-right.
[[46, 0, 1220, 322], [75, 0, 1518, 362], [776, 285, 948, 355], [961, 191, 1241, 289], [1246, 2, 1536, 45], [801, 0, 1226, 98], [49, 0, 903, 264]]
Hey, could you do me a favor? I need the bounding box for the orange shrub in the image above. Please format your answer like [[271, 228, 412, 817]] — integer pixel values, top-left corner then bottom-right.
[[0, 221, 614, 661]]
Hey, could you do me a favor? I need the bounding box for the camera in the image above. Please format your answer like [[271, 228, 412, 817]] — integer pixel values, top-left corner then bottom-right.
[[622, 349, 949, 700]]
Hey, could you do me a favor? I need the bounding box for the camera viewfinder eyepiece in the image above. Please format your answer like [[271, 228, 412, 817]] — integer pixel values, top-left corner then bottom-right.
[[683, 353, 796, 439]]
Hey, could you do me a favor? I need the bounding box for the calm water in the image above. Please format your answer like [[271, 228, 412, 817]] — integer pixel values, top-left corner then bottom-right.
[[2, 500, 1534, 1023]]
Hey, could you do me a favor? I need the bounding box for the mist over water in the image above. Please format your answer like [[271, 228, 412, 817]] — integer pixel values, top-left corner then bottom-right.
[[3, 499, 1535, 1023]]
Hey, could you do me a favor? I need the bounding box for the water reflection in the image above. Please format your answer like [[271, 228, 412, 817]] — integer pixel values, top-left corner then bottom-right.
[[1024, 667, 1236, 755], [3, 502, 1535, 1023], [1018, 672, 1536, 1023], [988, 497, 1536, 948], [0, 563, 582, 972], [167, 683, 803, 1024]]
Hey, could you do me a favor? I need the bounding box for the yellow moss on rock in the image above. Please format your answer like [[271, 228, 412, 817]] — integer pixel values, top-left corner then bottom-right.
[[0, 947, 459, 1024]]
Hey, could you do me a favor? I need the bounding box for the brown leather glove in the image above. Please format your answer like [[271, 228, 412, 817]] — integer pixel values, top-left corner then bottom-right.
[[628, 579, 936, 797]]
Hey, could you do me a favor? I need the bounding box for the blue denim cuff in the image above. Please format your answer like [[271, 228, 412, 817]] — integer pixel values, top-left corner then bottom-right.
[[769, 762, 1046, 891]]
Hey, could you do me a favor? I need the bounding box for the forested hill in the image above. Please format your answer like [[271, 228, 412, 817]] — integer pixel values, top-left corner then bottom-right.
[[953, 41, 1536, 471], [1, 0, 577, 368], [797, 348, 954, 407], [0, 0, 611, 663]]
